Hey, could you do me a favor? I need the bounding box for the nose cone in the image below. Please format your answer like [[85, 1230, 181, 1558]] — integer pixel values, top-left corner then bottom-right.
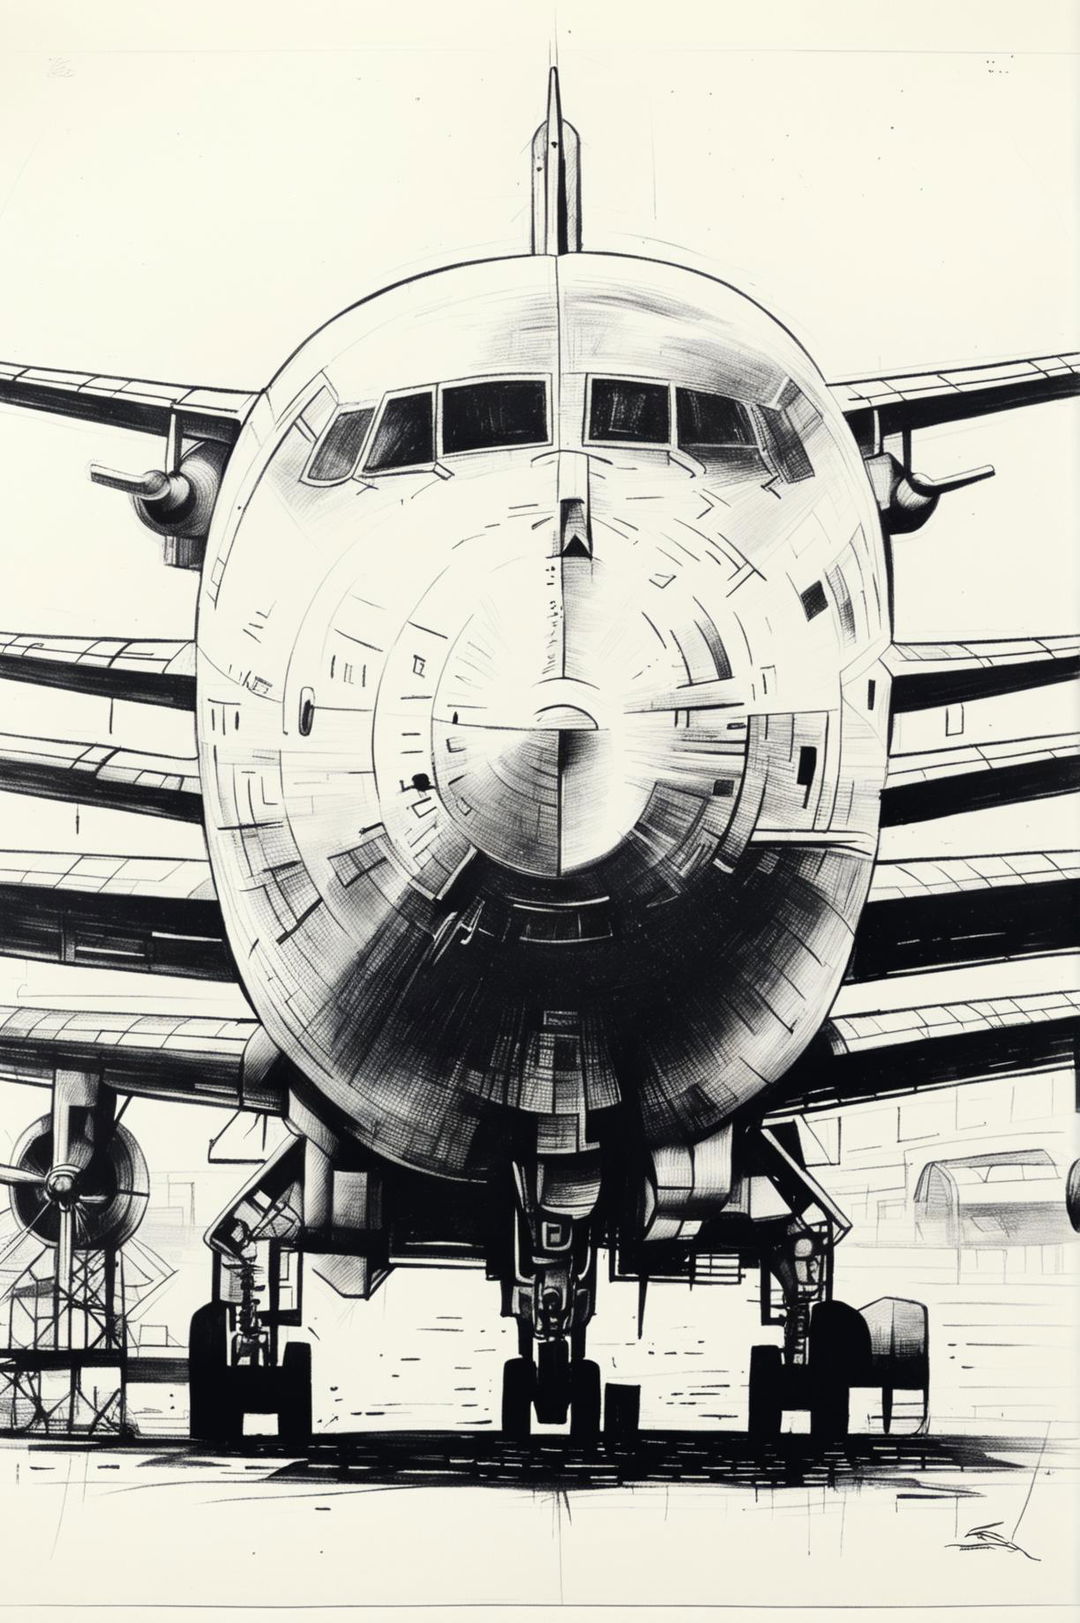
[[430, 542, 739, 879], [434, 685, 655, 877]]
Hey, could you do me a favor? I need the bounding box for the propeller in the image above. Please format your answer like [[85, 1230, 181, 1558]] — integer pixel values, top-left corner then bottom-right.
[[88, 435, 228, 544], [0, 1080, 111, 1322], [864, 451, 996, 534]]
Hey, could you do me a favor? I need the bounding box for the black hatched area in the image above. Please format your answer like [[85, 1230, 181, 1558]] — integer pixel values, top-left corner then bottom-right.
[[259, 1430, 1036, 1491]]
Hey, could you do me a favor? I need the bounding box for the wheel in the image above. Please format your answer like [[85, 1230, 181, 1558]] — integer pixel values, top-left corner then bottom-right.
[[603, 1382, 641, 1441], [1066, 1159, 1080, 1233], [501, 1357, 534, 1438], [278, 1341, 312, 1449], [569, 1359, 601, 1443], [189, 1302, 238, 1444], [808, 1302, 862, 1442], [809, 1370, 850, 1441], [747, 1344, 783, 1440], [859, 1297, 930, 1434], [535, 1339, 571, 1425]]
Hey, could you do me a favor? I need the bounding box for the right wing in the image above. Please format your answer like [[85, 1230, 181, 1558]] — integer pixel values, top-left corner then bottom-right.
[[0, 359, 255, 442], [0, 632, 195, 710], [0, 1004, 282, 1113], [0, 730, 201, 822], [0, 851, 230, 982]]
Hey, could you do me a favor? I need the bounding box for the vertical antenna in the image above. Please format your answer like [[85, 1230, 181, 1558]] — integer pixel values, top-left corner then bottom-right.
[[531, 67, 581, 255]]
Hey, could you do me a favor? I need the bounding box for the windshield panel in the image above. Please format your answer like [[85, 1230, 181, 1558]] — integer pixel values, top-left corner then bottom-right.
[[589, 378, 670, 444], [676, 388, 754, 449], [758, 399, 814, 483], [442, 380, 548, 454], [306, 407, 374, 483], [365, 391, 434, 471]]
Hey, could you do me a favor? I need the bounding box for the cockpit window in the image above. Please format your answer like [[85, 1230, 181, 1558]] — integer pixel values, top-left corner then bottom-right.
[[364, 391, 435, 471], [757, 383, 815, 483], [588, 378, 670, 445], [305, 407, 375, 483], [675, 387, 767, 482], [676, 389, 755, 451], [442, 380, 548, 454]]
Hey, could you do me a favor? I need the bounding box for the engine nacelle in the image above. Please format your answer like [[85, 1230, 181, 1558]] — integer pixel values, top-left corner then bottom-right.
[[7, 1115, 149, 1251], [90, 437, 230, 567], [864, 451, 995, 535]]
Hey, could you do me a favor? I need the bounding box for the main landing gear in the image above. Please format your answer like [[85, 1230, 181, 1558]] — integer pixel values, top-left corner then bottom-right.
[[744, 1129, 930, 1440], [188, 1136, 313, 1448]]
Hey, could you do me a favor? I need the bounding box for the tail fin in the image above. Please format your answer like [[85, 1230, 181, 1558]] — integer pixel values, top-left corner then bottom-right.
[[531, 67, 581, 255]]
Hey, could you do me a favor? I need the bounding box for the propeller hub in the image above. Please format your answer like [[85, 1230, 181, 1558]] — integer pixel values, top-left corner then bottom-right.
[[44, 1164, 81, 1206]]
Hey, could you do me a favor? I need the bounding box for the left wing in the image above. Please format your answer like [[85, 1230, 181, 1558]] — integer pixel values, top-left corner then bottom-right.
[[770, 985, 1079, 1119], [880, 730, 1080, 826], [832, 350, 1080, 446], [885, 636, 1080, 714], [851, 851, 1080, 981]]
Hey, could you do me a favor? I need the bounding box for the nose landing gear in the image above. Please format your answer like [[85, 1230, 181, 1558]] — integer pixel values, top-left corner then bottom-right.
[[499, 1150, 603, 1441]]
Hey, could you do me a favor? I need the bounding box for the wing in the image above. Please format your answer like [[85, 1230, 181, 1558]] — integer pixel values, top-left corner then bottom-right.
[[832, 351, 1080, 445], [885, 637, 1080, 713], [0, 360, 254, 442], [770, 985, 1079, 1118], [0, 729, 201, 821], [881, 730, 1080, 826], [0, 1005, 282, 1112], [881, 638, 1080, 826], [852, 851, 1080, 980], [0, 851, 230, 981], [0, 632, 195, 709]]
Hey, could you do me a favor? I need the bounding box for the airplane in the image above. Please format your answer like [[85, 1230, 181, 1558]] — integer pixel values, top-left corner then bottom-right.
[[0, 68, 1076, 1445]]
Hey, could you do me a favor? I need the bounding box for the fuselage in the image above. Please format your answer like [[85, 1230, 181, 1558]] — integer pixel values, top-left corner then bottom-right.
[[196, 252, 890, 1178]]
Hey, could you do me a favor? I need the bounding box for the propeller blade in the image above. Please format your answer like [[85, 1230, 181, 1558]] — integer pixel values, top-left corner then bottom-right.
[[0, 1163, 46, 1187], [57, 1206, 74, 1313]]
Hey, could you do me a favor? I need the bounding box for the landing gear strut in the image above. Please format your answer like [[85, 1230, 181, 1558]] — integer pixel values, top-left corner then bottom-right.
[[188, 1136, 312, 1448], [499, 1149, 603, 1440], [747, 1183, 929, 1440]]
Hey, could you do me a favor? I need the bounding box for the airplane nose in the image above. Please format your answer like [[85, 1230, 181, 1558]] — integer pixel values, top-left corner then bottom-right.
[[429, 547, 665, 879], [433, 687, 652, 878]]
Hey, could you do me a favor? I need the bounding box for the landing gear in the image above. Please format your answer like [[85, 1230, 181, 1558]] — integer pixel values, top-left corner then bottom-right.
[[188, 1147, 312, 1450], [747, 1344, 784, 1440], [730, 1125, 929, 1442], [497, 1145, 604, 1440], [747, 1298, 929, 1441], [500, 1357, 534, 1439], [499, 1349, 602, 1441], [568, 1357, 602, 1442], [189, 1296, 313, 1448]]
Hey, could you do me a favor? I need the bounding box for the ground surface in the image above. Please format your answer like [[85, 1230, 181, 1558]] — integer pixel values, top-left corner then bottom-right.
[[0, 1427, 1073, 1617]]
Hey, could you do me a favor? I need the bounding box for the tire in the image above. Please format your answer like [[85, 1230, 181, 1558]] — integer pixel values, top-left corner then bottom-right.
[[1066, 1159, 1080, 1233], [747, 1344, 783, 1440], [569, 1359, 601, 1443], [535, 1339, 571, 1425], [808, 1301, 861, 1443], [603, 1382, 641, 1441], [278, 1341, 312, 1450], [501, 1357, 534, 1438], [188, 1302, 237, 1444], [809, 1373, 850, 1442]]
